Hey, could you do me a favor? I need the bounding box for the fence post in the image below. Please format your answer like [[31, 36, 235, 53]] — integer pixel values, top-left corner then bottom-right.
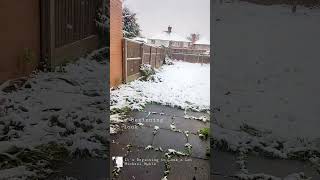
[[156, 48, 158, 68], [149, 47, 152, 65]]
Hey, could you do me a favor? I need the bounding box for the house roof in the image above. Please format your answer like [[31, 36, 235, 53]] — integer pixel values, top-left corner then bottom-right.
[[194, 38, 210, 45], [132, 37, 148, 44], [149, 31, 191, 42]]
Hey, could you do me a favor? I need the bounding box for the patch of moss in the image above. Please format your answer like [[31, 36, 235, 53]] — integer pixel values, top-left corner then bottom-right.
[[199, 127, 210, 139], [140, 64, 155, 81], [111, 106, 131, 115]]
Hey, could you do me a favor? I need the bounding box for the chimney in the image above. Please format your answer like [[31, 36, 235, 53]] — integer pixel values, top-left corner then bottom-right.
[[191, 33, 197, 44], [168, 26, 172, 33]]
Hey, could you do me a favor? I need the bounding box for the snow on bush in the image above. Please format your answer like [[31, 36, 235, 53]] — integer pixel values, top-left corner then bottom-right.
[[139, 64, 156, 81], [164, 56, 174, 65]]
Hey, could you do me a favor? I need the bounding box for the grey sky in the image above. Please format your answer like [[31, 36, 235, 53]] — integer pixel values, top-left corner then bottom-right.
[[124, 0, 210, 41]]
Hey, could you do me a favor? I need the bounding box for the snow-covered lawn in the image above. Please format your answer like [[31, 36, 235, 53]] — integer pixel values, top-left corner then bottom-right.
[[212, 1, 320, 175], [0, 48, 108, 179], [110, 60, 210, 112]]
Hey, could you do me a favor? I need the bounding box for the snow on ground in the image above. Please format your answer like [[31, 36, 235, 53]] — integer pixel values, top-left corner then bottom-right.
[[212, 0, 320, 163], [110, 60, 210, 112], [0, 48, 108, 178]]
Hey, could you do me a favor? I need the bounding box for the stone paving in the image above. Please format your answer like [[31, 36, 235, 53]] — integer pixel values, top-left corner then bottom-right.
[[111, 104, 210, 180]]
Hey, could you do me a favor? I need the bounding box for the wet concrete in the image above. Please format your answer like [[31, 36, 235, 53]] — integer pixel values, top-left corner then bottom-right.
[[143, 104, 186, 117], [50, 159, 108, 180], [167, 157, 210, 180], [141, 113, 174, 129], [153, 129, 188, 151], [116, 147, 165, 180], [112, 126, 154, 148], [111, 104, 210, 179], [127, 110, 149, 120], [188, 134, 210, 159], [174, 116, 209, 133], [110, 143, 128, 158]]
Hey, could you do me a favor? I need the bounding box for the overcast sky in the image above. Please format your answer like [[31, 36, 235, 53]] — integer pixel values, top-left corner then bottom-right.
[[124, 0, 210, 40]]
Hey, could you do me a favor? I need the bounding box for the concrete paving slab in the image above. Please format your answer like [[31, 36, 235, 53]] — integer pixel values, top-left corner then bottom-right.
[[140, 113, 173, 129], [153, 129, 188, 152], [111, 126, 154, 148], [188, 134, 210, 159], [115, 147, 165, 180], [143, 104, 185, 117], [174, 116, 209, 133], [110, 142, 129, 158], [167, 157, 210, 180]]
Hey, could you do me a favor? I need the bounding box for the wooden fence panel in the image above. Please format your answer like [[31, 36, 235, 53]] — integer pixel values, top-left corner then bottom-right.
[[127, 41, 141, 58], [123, 39, 142, 82], [150, 47, 157, 68], [54, 0, 98, 48], [122, 39, 166, 83], [142, 45, 151, 64], [41, 0, 101, 68], [169, 47, 210, 64]]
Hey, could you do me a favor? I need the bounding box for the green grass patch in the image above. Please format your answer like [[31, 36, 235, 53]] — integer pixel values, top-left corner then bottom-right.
[[199, 127, 210, 139], [110, 106, 131, 115]]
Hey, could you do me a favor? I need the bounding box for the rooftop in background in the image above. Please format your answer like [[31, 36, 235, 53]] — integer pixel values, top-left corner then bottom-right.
[[149, 26, 191, 42], [132, 36, 148, 44], [194, 38, 210, 45]]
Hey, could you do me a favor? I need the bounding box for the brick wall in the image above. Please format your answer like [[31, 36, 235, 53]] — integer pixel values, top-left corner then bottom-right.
[[110, 0, 123, 87], [0, 0, 40, 83]]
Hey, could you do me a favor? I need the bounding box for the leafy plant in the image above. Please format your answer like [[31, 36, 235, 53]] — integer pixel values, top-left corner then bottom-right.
[[199, 127, 210, 139], [140, 64, 155, 81]]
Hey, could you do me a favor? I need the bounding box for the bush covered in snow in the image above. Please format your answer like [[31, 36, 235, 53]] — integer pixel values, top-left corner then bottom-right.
[[164, 56, 174, 65], [140, 64, 156, 81]]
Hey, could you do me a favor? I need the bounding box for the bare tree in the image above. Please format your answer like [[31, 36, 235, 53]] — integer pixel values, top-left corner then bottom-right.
[[187, 33, 200, 42]]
